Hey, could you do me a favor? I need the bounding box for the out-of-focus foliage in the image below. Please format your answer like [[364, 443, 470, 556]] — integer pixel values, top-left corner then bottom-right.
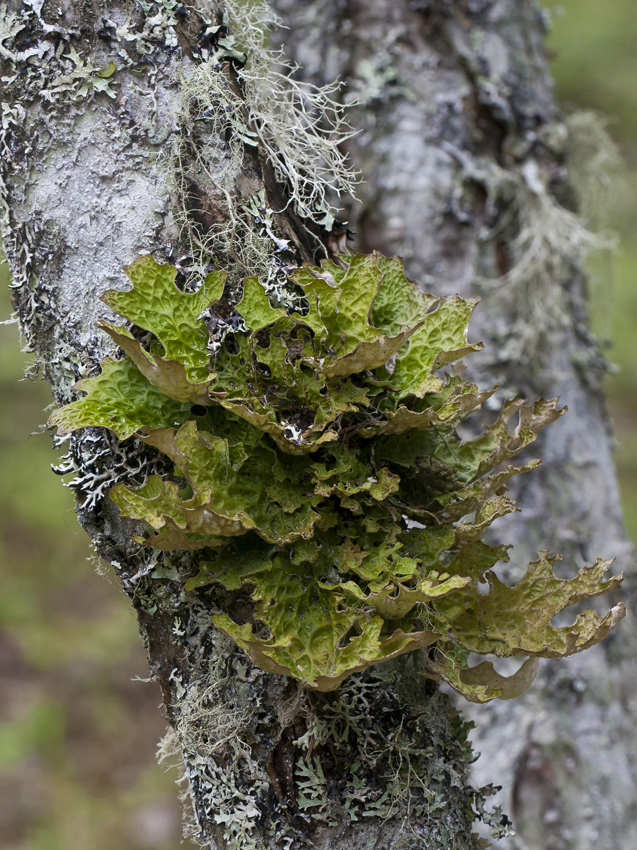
[[547, 0, 637, 139], [546, 0, 637, 541], [0, 261, 181, 850]]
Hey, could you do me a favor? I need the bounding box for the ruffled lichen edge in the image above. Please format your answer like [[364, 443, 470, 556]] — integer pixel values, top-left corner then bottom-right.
[[49, 251, 625, 700]]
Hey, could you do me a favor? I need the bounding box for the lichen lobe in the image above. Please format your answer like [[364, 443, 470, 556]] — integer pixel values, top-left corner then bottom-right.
[[48, 250, 625, 703]]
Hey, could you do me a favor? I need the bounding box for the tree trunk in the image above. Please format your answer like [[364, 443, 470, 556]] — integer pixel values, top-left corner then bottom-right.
[[0, 1, 512, 848], [269, 1, 637, 847]]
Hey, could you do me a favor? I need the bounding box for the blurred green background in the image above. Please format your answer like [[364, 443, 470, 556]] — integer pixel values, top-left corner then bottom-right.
[[546, 0, 637, 542], [0, 289, 183, 849], [0, 2, 635, 847]]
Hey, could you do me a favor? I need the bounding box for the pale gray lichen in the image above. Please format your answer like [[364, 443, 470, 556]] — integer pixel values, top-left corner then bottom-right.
[[167, 56, 280, 283], [222, 0, 359, 227], [53, 427, 171, 513], [40, 45, 118, 101], [157, 609, 270, 850], [564, 110, 622, 232], [490, 155, 614, 365], [166, 0, 359, 287], [444, 126, 617, 366]]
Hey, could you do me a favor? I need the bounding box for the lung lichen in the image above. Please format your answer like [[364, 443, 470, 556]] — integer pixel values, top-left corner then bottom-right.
[[49, 251, 625, 701]]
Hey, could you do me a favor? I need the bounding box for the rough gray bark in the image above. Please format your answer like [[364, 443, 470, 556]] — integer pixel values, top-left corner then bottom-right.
[[0, 2, 511, 848], [269, 1, 637, 847]]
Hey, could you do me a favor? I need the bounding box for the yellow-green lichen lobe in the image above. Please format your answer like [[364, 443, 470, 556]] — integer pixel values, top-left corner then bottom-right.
[[49, 251, 625, 699]]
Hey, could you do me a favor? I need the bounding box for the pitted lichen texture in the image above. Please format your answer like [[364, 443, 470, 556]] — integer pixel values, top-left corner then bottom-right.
[[49, 252, 625, 698]]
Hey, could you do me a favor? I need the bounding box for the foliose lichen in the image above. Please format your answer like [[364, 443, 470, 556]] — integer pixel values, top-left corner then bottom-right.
[[49, 250, 625, 700]]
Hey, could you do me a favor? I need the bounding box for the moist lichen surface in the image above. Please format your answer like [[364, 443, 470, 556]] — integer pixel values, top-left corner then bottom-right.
[[50, 251, 625, 698]]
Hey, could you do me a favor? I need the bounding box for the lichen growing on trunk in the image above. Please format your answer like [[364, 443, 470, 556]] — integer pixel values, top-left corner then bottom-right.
[[0, 0, 630, 848], [49, 250, 624, 701]]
